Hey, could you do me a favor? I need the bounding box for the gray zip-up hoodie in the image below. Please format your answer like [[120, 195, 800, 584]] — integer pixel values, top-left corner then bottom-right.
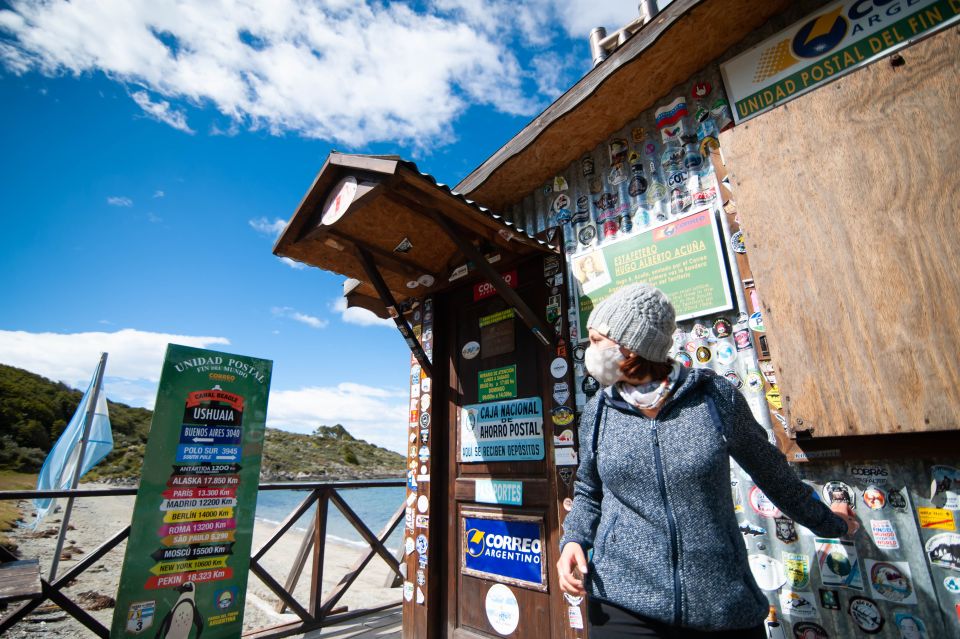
[[560, 367, 847, 631]]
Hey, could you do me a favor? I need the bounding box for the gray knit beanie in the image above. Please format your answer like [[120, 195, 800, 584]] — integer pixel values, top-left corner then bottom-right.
[[587, 284, 676, 362]]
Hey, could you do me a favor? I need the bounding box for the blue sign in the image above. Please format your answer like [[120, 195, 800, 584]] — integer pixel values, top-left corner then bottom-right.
[[463, 516, 544, 588], [175, 444, 241, 463], [460, 397, 544, 463]]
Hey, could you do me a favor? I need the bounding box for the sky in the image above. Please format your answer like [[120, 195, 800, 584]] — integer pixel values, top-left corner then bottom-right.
[[0, 0, 646, 453]]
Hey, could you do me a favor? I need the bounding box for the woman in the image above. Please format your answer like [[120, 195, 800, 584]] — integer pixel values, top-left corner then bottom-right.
[[557, 284, 858, 638]]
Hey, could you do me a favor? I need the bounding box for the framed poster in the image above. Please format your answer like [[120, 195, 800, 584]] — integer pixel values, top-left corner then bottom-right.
[[461, 510, 546, 591], [572, 208, 733, 327]]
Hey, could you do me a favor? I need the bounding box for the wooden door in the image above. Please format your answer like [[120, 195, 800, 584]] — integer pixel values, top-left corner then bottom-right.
[[440, 256, 563, 639]]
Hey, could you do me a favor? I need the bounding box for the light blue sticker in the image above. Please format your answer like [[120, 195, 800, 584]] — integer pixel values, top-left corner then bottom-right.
[[476, 479, 523, 506]]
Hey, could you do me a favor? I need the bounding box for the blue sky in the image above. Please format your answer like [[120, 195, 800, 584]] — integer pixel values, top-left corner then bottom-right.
[[0, 0, 643, 452]]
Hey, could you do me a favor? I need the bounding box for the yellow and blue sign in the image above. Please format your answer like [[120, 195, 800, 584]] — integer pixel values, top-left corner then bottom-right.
[[721, 0, 960, 123], [462, 516, 544, 588]]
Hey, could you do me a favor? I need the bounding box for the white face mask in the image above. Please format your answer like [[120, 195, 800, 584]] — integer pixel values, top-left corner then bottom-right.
[[585, 344, 624, 387]]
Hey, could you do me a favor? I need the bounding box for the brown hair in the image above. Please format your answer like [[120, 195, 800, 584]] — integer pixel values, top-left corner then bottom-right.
[[620, 353, 672, 382]]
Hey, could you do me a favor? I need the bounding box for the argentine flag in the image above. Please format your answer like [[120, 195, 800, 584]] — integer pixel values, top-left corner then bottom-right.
[[33, 360, 113, 524]]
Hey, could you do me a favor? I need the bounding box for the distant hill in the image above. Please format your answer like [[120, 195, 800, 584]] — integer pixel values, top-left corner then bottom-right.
[[0, 364, 404, 482]]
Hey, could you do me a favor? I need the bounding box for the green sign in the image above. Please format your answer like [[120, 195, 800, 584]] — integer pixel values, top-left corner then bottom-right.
[[479, 308, 515, 328], [721, 0, 960, 124], [572, 209, 732, 328], [111, 345, 272, 638], [479, 365, 517, 402]]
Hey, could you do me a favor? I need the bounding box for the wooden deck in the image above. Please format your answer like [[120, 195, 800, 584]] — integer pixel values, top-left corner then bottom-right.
[[302, 609, 402, 638]]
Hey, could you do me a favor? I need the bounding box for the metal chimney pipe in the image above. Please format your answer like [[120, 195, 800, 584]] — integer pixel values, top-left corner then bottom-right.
[[589, 27, 608, 67], [639, 0, 659, 23]]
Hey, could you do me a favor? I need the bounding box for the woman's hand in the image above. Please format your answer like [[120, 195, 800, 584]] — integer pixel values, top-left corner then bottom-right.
[[557, 542, 588, 596], [830, 502, 859, 536]]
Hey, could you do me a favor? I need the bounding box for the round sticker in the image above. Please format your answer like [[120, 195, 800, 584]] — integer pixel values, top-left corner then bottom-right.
[[745, 371, 764, 393], [848, 596, 884, 634], [418, 445, 430, 461], [748, 311, 766, 332], [723, 370, 743, 389], [420, 412, 431, 428], [321, 176, 358, 225], [552, 406, 575, 426], [675, 351, 693, 368], [715, 342, 736, 365], [792, 622, 829, 639], [485, 584, 520, 635], [572, 344, 586, 362], [869, 561, 912, 602], [748, 554, 786, 591], [461, 341, 480, 360], [692, 323, 710, 339], [550, 357, 569, 379], [406, 280, 420, 289], [417, 274, 435, 287], [582, 376, 600, 395], [416, 534, 428, 556], [563, 498, 574, 512], [862, 485, 886, 510], [713, 318, 732, 338], [750, 486, 782, 518], [944, 575, 960, 593], [694, 345, 712, 364], [822, 481, 856, 510], [578, 225, 597, 245], [730, 230, 746, 254], [420, 395, 431, 411], [417, 495, 429, 514]]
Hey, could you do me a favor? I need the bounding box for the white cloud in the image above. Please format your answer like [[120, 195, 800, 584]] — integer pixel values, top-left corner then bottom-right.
[[267, 383, 409, 453], [146, 212, 163, 223], [249, 217, 287, 239], [0, 328, 230, 389], [153, 189, 164, 198], [0, 0, 556, 148], [0, 327, 408, 452], [271, 306, 328, 329], [131, 90, 193, 133], [107, 195, 133, 207], [331, 296, 393, 328], [278, 257, 306, 270]]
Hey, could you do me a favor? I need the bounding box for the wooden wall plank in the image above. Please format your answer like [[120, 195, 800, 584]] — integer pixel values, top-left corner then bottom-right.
[[719, 25, 960, 438]]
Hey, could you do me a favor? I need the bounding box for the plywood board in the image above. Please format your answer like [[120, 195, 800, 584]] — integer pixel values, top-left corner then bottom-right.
[[719, 25, 960, 437]]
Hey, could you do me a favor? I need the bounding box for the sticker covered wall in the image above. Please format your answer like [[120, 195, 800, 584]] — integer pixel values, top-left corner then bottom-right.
[[111, 345, 272, 638]]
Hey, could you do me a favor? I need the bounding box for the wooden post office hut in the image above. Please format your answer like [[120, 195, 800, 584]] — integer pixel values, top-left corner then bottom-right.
[[275, 1, 960, 637]]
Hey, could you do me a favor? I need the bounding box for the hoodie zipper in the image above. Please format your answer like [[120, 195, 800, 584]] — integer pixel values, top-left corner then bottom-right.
[[651, 419, 682, 627]]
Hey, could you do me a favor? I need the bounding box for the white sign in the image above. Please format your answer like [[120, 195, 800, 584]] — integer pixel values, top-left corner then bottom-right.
[[321, 176, 358, 225], [550, 357, 569, 379], [870, 519, 899, 550], [485, 584, 520, 635]]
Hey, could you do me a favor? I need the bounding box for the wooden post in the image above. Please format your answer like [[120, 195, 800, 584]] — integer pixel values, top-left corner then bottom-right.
[[309, 489, 330, 619], [276, 516, 316, 613], [355, 245, 433, 376]]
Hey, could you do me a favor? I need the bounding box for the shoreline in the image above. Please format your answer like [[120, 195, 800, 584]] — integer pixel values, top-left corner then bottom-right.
[[1, 483, 402, 637]]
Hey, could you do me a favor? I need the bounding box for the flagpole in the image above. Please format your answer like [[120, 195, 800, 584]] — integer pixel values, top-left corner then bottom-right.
[[49, 352, 108, 581]]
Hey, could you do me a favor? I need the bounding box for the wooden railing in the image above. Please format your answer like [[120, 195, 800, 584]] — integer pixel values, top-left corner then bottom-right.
[[0, 479, 405, 638]]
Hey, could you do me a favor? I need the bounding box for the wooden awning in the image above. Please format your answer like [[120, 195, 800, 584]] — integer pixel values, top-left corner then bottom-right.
[[275, 153, 554, 309], [274, 153, 557, 371], [454, 0, 792, 210]]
